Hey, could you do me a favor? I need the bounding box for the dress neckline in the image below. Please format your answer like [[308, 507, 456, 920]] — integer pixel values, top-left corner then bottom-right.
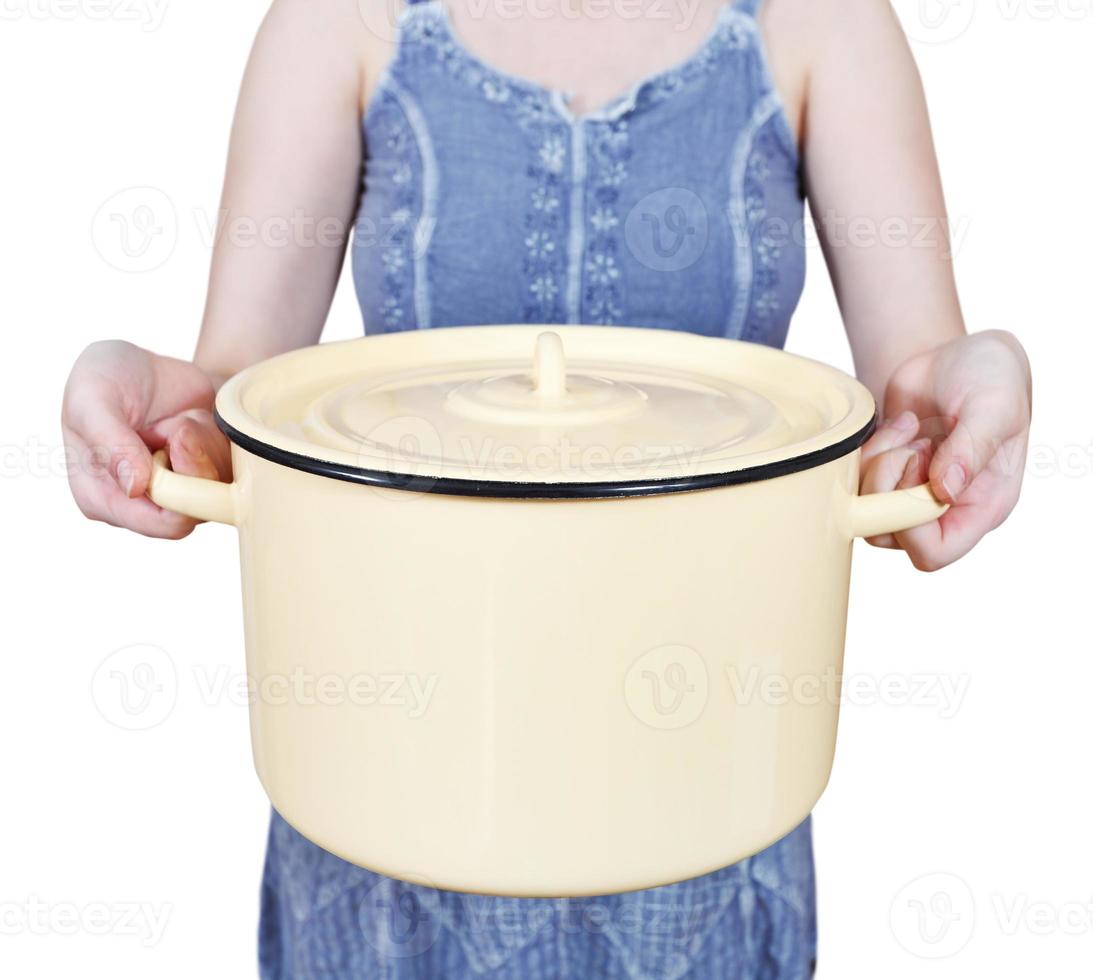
[[418, 0, 746, 123]]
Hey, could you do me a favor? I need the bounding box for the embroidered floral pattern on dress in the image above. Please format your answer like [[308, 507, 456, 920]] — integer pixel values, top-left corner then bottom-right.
[[521, 119, 568, 320], [583, 118, 630, 324], [520, 124, 568, 320], [369, 91, 419, 332], [741, 126, 784, 340], [373, 2, 795, 337], [399, 5, 569, 320]]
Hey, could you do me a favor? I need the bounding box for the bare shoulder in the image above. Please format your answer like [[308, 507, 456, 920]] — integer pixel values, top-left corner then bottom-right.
[[761, 0, 909, 47], [261, 0, 372, 41], [761, 0, 917, 78], [256, 0, 399, 109], [759, 0, 919, 139]]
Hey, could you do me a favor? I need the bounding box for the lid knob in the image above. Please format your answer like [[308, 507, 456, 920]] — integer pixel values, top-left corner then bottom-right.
[[532, 331, 567, 401], [441, 329, 646, 428]]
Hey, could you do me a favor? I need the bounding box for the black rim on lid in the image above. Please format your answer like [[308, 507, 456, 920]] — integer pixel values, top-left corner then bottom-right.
[[215, 410, 878, 500]]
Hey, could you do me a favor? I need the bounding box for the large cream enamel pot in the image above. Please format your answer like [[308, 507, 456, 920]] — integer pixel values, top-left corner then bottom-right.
[[148, 325, 946, 897]]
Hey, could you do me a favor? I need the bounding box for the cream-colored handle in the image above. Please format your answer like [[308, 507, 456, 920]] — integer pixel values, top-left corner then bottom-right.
[[147, 450, 238, 526], [849, 483, 949, 539]]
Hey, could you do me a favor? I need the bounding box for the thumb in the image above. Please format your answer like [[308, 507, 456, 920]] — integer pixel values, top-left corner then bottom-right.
[[928, 388, 1018, 503], [68, 398, 155, 499], [97, 414, 155, 499]]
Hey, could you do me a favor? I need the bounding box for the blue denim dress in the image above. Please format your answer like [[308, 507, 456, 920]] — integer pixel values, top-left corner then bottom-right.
[[260, 1, 814, 976]]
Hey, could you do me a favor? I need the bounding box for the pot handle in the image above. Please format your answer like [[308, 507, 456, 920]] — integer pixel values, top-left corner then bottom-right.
[[849, 483, 949, 539], [147, 450, 238, 526]]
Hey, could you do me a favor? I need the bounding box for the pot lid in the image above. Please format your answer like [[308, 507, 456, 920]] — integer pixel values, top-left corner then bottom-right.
[[215, 326, 876, 497]]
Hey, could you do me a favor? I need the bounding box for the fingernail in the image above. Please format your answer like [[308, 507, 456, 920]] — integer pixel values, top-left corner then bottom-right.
[[116, 459, 135, 496], [890, 411, 917, 432], [942, 463, 966, 500]]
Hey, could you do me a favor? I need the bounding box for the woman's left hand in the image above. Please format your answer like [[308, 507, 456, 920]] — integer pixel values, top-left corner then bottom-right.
[[858, 330, 1032, 571]]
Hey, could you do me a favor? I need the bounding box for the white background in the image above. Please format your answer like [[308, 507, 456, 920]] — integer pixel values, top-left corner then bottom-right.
[[1, 0, 1090, 977]]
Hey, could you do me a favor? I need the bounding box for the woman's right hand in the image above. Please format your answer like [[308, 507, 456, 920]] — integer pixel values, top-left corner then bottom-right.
[[61, 341, 233, 539]]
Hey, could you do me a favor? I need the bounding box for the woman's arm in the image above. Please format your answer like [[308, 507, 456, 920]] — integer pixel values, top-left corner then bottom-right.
[[62, 0, 372, 537], [798, 0, 1031, 569], [196, 0, 368, 381]]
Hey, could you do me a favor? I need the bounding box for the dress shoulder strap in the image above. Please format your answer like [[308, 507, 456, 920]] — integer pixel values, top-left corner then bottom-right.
[[732, 0, 763, 17]]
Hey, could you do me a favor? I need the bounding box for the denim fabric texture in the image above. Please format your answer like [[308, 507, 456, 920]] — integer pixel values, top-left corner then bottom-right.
[[261, 812, 816, 979], [262, 0, 814, 976], [352, 0, 805, 340]]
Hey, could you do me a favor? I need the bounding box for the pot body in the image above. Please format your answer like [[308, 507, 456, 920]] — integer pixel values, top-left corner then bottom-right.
[[230, 446, 861, 897]]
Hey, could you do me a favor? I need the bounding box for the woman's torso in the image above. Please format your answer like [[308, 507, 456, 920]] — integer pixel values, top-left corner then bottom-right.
[[352, 0, 805, 343]]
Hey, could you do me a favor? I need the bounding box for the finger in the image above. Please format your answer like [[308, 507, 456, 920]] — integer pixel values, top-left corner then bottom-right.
[[61, 399, 153, 500], [894, 496, 981, 572], [65, 446, 197, 539], [103, 486, 199, 539], [928, 389, 1025, 504], [882, 443, 947, 564], [897, 444, 1025, 571], [146, 411, 232, 483], [168, 422, 221, 482], [859, 411, 919, 469], [860, 438, 932, 549]]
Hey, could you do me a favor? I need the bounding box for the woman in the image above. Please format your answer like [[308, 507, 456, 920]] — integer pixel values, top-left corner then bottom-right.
[[62, 0, 1031, 975]]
